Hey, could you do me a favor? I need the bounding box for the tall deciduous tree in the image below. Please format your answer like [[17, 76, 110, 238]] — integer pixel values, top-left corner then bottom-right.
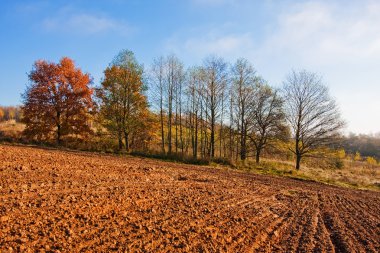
[[97, 49, 148, 151], [231, 58, 257, 161], [186, 67, 203, 158], [202, 56, 228, 158], [283, 70, 345, 170], [150, 55, 184, 155], [0, 108, 4, 121], [166, 55, 184, 155], [22, 57, 93, 144], [249, 83, 287, 163], [151, 56, 166, 153]]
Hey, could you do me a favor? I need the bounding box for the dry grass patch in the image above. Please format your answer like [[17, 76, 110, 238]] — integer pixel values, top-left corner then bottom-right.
[[0, 120, 25, 140], [243, 158, 380, 191]]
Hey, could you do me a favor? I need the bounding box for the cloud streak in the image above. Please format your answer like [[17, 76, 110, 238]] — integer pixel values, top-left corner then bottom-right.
[[42, 9, 131, 36], [262, 1, 380, 65], [165, 31, 255, 62]]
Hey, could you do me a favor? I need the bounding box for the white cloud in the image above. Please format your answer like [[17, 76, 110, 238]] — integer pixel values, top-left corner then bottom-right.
[[262, 1, 380, 65], [42, 10, 131, 36], [165, 32, 255, 62]]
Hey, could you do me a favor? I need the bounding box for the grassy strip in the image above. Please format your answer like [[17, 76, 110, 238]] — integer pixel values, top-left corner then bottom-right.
[[239, 160, 380, 191]]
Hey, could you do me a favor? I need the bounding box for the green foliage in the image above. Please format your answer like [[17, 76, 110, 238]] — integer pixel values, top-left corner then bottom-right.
[[97, 49, 151, 151], [112, 49, 143, 74]]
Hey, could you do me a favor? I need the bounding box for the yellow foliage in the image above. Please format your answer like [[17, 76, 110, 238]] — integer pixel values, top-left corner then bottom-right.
[[354, 152, 362, 161], [366, 156, 377, 166], [337, 149, 346, 159]]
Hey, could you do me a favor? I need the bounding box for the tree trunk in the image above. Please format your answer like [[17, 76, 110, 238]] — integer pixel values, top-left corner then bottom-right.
[[296, 154, 301, 170], [240, 102, 246, 160], [210, 121, 215, 158], [160, 101, 165, 154], [200, 111, 204, 158], [57, 124, 61, 145], [56, 111, 61, 145], [118, 131, 123, 151], [240, 126, 246, 160], [179, 105, 183, 156], [255, 148, 261, 164], [179, 82, 183, 156], [168, 99, 172, 155], [240, 142, 246, 160], [295, 131, 301, 170], [124, 131, 129, 152], [194, 114, 198, 159], [219, 95, 224, 158], [210, 108, 215, 158], [229, 96, 233, 160], [175, 109, 178, 154]]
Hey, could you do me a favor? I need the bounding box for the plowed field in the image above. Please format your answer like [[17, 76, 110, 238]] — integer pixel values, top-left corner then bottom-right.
[[0, 144, 379, 252]]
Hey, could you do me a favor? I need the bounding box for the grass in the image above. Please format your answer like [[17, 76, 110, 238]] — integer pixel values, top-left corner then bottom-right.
[[239, 158, 380, 191], [0, 120, 25, 142]]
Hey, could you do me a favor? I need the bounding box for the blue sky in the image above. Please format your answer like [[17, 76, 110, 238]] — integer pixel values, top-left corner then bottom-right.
[[0, 0, 379, 134]]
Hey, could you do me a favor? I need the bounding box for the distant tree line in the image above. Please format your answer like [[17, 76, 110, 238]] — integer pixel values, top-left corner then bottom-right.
[[0, 106, 22, 122], [17, 49, 345, 170], [342, 134, 380, 160]]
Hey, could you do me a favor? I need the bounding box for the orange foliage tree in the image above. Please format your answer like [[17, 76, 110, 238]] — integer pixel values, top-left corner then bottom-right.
[[22, 57, 94, 144], [96, 50, 154, 151], [0, 108, 4, 121]]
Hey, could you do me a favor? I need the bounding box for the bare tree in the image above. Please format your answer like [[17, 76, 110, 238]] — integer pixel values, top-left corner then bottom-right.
[[231, 58, 257, 161], [248, 83, 286, 164], [186, 67, 203, 158], [164, 55, 184, 155], [174, 62, 185, 154], [202, 56, 228, 158], [283, 70, 345, 170], [150, 55, 184, 155], [228, 89, 235, 160], [151, 57, 166, 153]]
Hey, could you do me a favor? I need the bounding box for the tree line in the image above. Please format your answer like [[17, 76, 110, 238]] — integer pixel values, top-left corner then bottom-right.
[[19, 49, 345, 170], [0, 106, 22, 122], [342, 133, 380, 160]]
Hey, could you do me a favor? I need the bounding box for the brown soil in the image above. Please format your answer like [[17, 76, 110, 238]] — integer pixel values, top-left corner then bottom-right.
[[0, 144, 379, 252]]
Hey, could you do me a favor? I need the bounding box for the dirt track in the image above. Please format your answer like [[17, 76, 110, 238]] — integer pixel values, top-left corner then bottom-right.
[[0, 144, 379, 252]]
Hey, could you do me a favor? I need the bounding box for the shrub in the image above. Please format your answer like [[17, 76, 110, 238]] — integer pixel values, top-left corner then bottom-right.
[[334, 158, 344, 169], [354, 152, 362, 161], [366, 156, 378, 167]]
